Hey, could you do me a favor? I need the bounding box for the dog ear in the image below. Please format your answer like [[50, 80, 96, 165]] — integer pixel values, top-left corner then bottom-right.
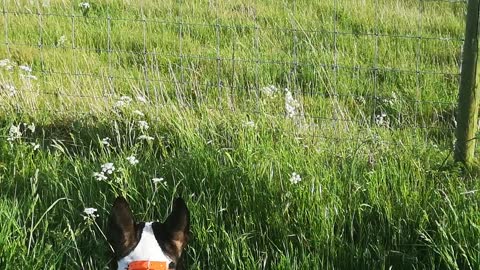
[[108, 196, 138, 258], [163, 197, 190, 254]]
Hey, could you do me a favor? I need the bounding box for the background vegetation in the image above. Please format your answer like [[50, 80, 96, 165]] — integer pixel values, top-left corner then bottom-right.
[[0, 0, 479, 269]]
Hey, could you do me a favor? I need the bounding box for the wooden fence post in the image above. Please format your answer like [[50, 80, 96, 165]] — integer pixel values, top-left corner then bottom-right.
[[454, 0, 480, 164]]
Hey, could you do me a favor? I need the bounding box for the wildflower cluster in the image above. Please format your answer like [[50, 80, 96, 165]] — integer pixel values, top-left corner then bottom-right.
[[285, 89, 301, 119], [0, 60, 38, 96], [243, 120, 256, 128], [79, 2, 91, 16], [113, 94, 149, 109], [137, 95, 148, 103], [152, 177, 165, 186], [7, 124, 22, 142], [102, 162, 115, 174], [82, 207, 99, 220], [57, 35, 67, 47], [92, 94, 159, 185], [115, 96, 133, 108], [94, 162, 115, 181], [19, 64, 37, 81], [138, 135, 154, 141], [0, 59, 14, 71], [126, 155, 139, 165], [133, 110, 145, 117], [289, 172, 302, 184], [7, 123, 36, 146], [261, 85, 278, 97], [31, 142, 40, 150], [101, 137, 111, 146], [2, 83, 16, 97], [152, 177, 166, 190], [93, 172, 107, 181], [79, 2, 90, 9], [92, 158, 167, 191], [375, 112, 389, 127], [138, 120, 149, 131], [19, 65, 32, 73]]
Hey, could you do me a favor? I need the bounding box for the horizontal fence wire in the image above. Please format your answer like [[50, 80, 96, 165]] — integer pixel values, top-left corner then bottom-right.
[[0, 0, 466, 144]]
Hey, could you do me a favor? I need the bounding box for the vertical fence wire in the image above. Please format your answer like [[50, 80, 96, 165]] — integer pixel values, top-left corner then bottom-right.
[[2, 0, 14, 113], [141, 0, 150, 102], [38, 5, 45, 111], [415, 0, 424, 142], [230, 11, 236, 111], [2, 0, 8, 56], [70, 5, 78, 101], [107, 14, 113, 97], [253, 0, 260, 110], [215, 0, 222, 109], [177, 0, 185, 105], [291, 0, 299, 106], [372, 0, 379, 128], [333, 0, 338, 123]]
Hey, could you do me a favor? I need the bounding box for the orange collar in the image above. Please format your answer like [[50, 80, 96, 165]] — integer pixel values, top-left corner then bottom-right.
[[128, 261, 168, 270]]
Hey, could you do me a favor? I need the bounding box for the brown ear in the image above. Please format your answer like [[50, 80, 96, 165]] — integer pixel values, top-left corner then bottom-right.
[[108, 196, 138, 258], [163, 197, 190, 254]]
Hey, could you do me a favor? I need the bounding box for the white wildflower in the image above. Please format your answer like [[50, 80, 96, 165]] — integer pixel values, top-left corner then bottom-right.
[[126, 155, 139, 165], [114, 96, 132, 108], [138, 120, 149, 130], [356, 96, 366, 105], [243, 120, 255, 128], [83, 207, 98, 220], [20, 74, 37, 83], [2, 84, 16, 96], [19, 65, 32, 73], [20, 74, 38, 80], [375, 112, 388, 127], [152, 177, 165, 185], [100, 137, 111, 146], [285, 89, 300, 118], [0, 59, 11, 67], [79, 2, 90, 9], [120, 95, 132, 103], [261, 85, 278, 97], [289, 172, 302, 184], [27, 123, 35, 133], [93, 172, 108, 181], [57, 35, 67, 46], [137, 135, 154, 141], [101, 162, 115, 175], [137, 95, 148, 103], [83, 207, 97, 216], [31, 143, 40, 151], [7, 124, 22, 142], [133, 110, 145, 117], [114, 100, 126, 108], [0, 59, 14, 70]]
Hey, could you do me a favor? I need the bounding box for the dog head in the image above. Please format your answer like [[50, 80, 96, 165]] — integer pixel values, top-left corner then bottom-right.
[[108, 197, 190, 270]]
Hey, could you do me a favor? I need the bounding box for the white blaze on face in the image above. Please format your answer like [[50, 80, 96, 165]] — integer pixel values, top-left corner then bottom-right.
[[117, 222, 173, 270]]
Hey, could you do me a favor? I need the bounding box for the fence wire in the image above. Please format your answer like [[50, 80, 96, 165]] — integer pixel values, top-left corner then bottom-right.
[[0, 0, 467, 144]]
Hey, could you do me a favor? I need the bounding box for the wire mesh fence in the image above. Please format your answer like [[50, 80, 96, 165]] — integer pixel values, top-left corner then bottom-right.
[[0, 0, 469, 145]]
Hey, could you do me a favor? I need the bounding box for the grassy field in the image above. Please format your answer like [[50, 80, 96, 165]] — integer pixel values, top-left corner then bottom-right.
[[1, 0, 479, 269]]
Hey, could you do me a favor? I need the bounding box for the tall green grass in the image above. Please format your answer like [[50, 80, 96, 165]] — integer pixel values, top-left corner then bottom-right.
[[0, 0, 479, 269]]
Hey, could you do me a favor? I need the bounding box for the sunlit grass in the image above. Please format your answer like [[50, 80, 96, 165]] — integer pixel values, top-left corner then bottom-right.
[[0, 0, 479, 269]]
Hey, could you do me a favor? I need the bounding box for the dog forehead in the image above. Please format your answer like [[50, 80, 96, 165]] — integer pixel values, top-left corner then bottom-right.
[[117, 222, 173, 270]]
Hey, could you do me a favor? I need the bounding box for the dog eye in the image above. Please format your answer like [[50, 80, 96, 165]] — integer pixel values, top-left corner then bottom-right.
[[168, 262, 176, 269]]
